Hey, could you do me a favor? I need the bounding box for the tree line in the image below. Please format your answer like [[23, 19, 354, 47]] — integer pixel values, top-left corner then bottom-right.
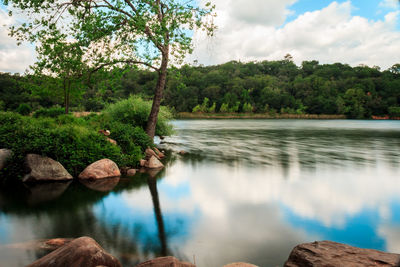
[[1, 58, 399, 118]]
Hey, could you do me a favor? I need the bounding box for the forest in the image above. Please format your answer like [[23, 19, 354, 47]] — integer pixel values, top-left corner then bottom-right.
[[1, 57, 400, 119]]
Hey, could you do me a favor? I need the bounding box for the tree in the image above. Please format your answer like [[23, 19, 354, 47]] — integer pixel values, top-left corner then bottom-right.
[[5, 0, 216, 138]]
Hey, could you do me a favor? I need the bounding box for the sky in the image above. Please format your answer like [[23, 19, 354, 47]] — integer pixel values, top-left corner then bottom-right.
[[0, 0, 400, 73]]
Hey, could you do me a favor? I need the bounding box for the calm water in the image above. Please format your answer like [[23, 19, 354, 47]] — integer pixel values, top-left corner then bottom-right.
[[1, 119, 400, 266]]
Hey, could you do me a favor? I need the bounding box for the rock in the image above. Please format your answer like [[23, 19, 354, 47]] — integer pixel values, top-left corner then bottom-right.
[[140, 159, 147, 167], [98, 129, 111, 136], [120, 166, 130, 175], [146, 148, 160, 160], [27, 236, 121, 267], [107, 138, 117, 145], [126, 169, 137, 177], [78, 159, 120, 180], [0, 148, 13, 170], [23, 154, 73, 183], [79, 177, 120, 192], [153, 147, 165, 158], [223, 263, 258, 267], [145, 155, 164, 169], [284, 241, 400, 267], [178, 150, 186, 155], [136, 256, 195, 267]]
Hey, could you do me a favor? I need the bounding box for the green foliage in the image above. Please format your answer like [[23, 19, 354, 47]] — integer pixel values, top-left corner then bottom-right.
[[242, 102, 253, 113], [388, 107, 400, 117], [0, 112, 126, 177], [102, 96, 173, 136], [219, 103, 229, 113], [16, 103, 31, 115], [33, 106, 65, 118]]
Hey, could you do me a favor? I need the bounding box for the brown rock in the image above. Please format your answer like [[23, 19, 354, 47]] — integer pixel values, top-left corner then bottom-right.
[[140, 159, 147, 167], [146, 148, 160, 160], [223, 263, 258, 267], [27, 236, 121, 267], [136, 256, 195, 267], [107, 138, 117, 145], [153, 147, 165, 158], [284, 241, 400, 267], [126, 169, 137, 177], [23, 154, 73, 183], [98, 129, 111, 136], [80, 177, 120, 192], [0, 148, 13, 170], [145, 156, 164, 169], [178, 150, 186, 155], [79, 159, 120, 180]]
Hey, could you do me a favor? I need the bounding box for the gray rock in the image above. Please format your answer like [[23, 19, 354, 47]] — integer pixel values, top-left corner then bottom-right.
[[284, 240, 400, 267], [0, 148, 13, 170], [23, 154, 73, 183]]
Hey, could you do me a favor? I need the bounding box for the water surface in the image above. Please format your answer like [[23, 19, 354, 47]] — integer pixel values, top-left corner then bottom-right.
[[1, 119, 400, 266]]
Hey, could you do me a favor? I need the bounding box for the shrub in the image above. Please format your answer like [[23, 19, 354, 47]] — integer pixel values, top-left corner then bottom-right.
[[33, 106, 65, 118], [388, 106, 400, 117], [16, 103, 31, 115], [102, 95, 173, 136], [0, 112, 128, 178]]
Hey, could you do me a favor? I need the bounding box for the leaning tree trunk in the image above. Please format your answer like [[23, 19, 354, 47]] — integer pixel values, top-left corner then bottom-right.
[[146, 49, 169, 139]]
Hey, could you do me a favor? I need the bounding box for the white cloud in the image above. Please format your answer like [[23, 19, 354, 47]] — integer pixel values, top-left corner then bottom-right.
[[0, 10, 35, 73], [190, 1, 400, 69], [379, 0, 400, 9]]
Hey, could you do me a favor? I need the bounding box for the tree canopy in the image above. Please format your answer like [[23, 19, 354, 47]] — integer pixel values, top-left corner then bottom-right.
[[4, 0, 216, 137]]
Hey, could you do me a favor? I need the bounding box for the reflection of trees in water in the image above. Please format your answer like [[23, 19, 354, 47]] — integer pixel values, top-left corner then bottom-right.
[[164, 128, 400, 173], [0, 168, 172, 266]]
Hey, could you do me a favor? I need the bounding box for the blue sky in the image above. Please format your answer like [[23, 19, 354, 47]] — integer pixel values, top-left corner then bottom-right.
[[1, 0, 400, 72]]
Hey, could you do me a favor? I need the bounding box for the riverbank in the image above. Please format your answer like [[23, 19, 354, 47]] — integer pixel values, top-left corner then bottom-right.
[[176, 112, 347, 119]]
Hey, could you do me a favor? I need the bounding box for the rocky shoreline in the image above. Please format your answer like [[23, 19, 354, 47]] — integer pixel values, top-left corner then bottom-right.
[[19, 236, 400, 267]]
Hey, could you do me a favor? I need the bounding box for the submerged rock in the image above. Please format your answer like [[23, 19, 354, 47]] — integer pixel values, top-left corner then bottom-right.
[[79, 176, 120, 192], [78, 159, 120, 180], [27, 236, 121, 267], [23, 154, 73, 183], [284, 241, 400, 267], [126, 168, 137, 177], [145, 155, 164, 169], [0, 148, 13, 170], [136, 256, 195, 267]]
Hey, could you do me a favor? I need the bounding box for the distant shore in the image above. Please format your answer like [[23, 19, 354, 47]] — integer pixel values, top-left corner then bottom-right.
[[176, 112, 347, 119]]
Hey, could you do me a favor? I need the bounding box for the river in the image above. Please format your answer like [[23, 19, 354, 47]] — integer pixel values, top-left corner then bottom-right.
[[1, 119, 400, 266]]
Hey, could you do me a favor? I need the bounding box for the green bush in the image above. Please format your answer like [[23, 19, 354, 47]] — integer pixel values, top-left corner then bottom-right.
[[102, 95, 173, 136], [0, 112, 129, 178], [16, 103, 31, 115], [33, 106, 65, 118], [388, 106, 400, 117]]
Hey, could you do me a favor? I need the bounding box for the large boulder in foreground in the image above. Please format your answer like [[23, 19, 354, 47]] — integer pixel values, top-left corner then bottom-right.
[[23, 154, 73, 183], [27, 236, 121, 267], [145, 155, 164, 169], [284, 241, 400, 267], [136, 256, 195, 267], [0, 148, 13, 170], [78, 159, 120, 180]]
